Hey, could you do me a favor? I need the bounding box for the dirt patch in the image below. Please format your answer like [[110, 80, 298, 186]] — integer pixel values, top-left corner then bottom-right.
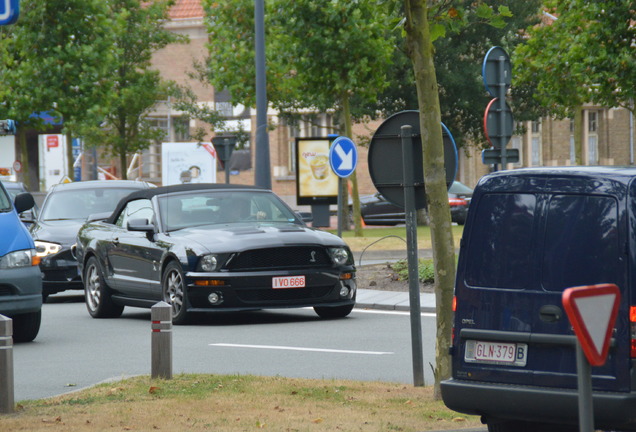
[[356, 263, 435, 293]]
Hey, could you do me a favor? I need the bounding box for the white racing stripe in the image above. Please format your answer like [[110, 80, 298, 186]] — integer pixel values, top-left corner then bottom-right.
[[210, 343, 393, 355]]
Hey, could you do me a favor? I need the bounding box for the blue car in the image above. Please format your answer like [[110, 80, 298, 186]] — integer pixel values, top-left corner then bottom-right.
[[442, 167, 636, 432], [0, 181, 42, 342]]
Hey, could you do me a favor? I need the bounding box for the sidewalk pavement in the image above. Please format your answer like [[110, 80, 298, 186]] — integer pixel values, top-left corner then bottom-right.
[[351, 249, 437, 314], [355, 288, 436, 314]]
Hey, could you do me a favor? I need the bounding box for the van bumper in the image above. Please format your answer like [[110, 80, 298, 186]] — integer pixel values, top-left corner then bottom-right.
[[441, 378, 636, 430], [0, 266, 43, 316]]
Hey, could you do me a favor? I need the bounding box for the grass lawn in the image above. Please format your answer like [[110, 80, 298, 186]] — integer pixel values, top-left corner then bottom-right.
[[327, 225, 464, 252]]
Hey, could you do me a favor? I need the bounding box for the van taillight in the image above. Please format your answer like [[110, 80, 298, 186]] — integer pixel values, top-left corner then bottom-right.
[[451, 296, 457, 346], [631, 306, 636, 358]]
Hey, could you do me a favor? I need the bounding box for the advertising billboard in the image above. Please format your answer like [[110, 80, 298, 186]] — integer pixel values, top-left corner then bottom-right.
[[295, 137, 338, 206], [162, 142, 217, 186]]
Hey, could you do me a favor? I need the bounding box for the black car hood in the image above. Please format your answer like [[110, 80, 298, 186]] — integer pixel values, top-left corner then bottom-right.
[[31, 219, 84, 247], [169, 223, 346, 253]]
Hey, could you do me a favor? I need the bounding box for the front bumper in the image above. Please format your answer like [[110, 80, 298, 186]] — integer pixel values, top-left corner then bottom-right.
[[39, 249, 83, 294], [0, 265, 43, 316], [184, 269, 356, 312], [441, 378, 636, 430]]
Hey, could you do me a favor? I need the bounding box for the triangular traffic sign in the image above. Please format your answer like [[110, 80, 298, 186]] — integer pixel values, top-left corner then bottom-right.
[[562, 284, 620, 366]]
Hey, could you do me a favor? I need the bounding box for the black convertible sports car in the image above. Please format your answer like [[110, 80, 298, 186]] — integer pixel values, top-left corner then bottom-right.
[[75, 183, 356, 324]]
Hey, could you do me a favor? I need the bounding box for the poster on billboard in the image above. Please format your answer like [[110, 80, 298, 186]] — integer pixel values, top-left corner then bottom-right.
[[296, 137, 338, 205], [39, 134, 68, 189], [161, 142, 217, 186]]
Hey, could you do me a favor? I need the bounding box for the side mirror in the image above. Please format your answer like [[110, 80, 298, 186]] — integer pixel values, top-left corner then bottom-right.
[[127, 218, 155, 233], [19, 209, 34, 224], [14, 192, 35, 213]]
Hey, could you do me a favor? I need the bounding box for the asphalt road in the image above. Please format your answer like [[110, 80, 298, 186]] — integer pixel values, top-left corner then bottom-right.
[[13, 294, 439, 402]]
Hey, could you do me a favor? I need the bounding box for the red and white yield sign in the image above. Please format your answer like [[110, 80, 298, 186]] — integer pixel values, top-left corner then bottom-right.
[[562, 284, 620, 366]]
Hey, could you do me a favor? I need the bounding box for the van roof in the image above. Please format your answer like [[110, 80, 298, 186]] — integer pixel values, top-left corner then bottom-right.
[[479, 166, 636, 187]]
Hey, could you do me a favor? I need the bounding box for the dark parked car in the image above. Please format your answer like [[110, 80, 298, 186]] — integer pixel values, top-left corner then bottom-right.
[[0, 180, 42, 342], [3, 181, 39, 228], [75, 183, 356, 324], [355, 180, 473, 226], [442, 167, 636, 432], [28, 180, 154, 299]]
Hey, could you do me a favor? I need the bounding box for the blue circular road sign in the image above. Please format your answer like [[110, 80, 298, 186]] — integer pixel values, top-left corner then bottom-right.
[[329, 136, 358, 178]]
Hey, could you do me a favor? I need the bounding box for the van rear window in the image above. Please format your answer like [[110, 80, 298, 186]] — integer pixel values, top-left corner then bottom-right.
[[542, 195, 619, 292], [465, 193, 536, 289]]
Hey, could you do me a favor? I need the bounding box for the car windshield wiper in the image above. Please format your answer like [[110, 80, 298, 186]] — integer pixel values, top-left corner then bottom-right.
[[43, 217, 83, 221]]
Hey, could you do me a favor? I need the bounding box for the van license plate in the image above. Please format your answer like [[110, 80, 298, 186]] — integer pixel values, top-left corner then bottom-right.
[[464, 340, 527, 367], [272, 276, 305, 289]]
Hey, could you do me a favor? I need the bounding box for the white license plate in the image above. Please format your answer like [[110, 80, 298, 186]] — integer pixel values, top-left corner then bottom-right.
[[272, 275, 306, 289], [464, 340, 527, 367]]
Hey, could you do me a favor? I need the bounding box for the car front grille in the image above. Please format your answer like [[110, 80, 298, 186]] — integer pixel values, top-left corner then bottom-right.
[[237, 286, 333, 303], [226, 247, 332, 271]]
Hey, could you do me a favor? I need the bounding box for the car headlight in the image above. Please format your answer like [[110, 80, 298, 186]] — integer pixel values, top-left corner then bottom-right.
[[328, 247, 351, 266], [198, 254, 220, 272], [34, 241, 62, 257], [0, 249, 39, 269]]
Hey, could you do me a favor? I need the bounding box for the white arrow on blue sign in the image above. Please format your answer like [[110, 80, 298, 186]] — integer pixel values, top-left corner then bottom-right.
[[0, 0, 19, 25], [329, 136, 358, 178]]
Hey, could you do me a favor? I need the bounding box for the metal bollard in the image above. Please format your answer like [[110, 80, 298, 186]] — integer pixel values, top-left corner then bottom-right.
[[151, 302, 172, 379], [0, 315, 14, 414]]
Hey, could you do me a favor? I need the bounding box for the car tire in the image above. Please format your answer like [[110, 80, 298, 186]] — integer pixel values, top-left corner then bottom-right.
[[12, 310, 41, 343], [162, 261, 189, 325], [84, 256, 124, 318], [314, 304, 354, 319]]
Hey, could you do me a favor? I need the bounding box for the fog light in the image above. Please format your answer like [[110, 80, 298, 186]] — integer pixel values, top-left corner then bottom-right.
[[208, 292, 223, 305], [339, 286, 350, 298]]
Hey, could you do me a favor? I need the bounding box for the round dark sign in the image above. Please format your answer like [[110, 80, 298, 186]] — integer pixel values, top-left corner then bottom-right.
[[368, 110, 458, 209], [482, 46, 511, 97]]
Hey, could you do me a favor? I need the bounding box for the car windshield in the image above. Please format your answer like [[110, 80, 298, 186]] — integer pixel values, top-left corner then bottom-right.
[[157, 190, 299, 231], [41, 188, 139, 221]]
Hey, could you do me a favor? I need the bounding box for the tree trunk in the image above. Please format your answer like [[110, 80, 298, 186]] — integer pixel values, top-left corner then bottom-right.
[[342, 94, 363, 237], [66, 131, 74, 181], [574, 108, 583, 165], [17, 130, 31, 189], [404, 0, 455, 399], [120, 151, 128, 180]]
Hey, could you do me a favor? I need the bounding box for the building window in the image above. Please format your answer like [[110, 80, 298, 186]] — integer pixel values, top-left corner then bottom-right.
[[215, 101, 233, 117], [588, 112, 597, 133], [531, 121, 541, 134]]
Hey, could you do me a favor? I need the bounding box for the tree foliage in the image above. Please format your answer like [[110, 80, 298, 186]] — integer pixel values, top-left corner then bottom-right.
[[203, 0, 395, 235], [514, 0, 636, 117], [79, 0, 186, 179]]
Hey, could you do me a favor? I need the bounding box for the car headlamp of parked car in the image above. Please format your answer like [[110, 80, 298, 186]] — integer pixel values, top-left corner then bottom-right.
[[0, 249, 39, 269], [198, 254, 220, 272], [34, 240, 62, 257], [328, 247, 351, 266]]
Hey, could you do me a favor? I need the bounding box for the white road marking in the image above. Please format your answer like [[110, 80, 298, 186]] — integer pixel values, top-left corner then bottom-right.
[[210, 343, 394, 355]]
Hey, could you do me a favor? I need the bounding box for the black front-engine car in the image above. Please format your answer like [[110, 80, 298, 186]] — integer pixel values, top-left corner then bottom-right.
[[75, 183, 356, 324]]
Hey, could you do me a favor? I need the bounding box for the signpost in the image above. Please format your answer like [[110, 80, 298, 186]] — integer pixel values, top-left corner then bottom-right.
[[329, 136, 357, 237], [481, 46, 516, 169], [562, 284, 621, 432], [368, 110, 458, 387], [0, 0, 19, 26]]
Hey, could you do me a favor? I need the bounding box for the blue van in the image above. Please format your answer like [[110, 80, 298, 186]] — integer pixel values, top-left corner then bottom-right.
[[442, 167, 636, 432], [0, 180, 42, 342]]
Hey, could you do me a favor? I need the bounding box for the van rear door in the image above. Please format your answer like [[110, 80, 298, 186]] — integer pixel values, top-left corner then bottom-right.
[[453, 174, 630, 393]]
